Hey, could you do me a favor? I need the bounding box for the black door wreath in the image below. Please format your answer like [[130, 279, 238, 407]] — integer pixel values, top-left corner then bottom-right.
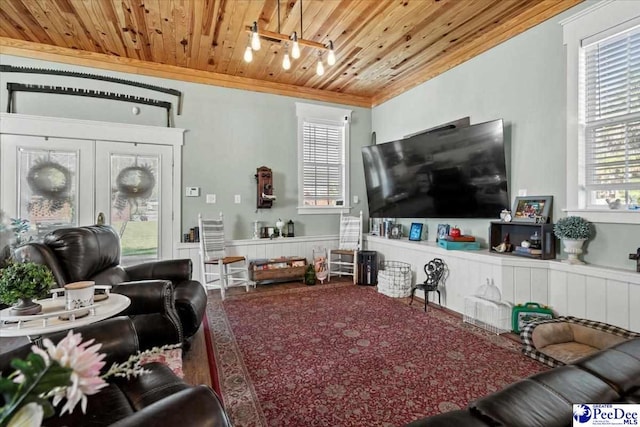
[[26, 161, 72, 200], [113, 165, 156, 213]]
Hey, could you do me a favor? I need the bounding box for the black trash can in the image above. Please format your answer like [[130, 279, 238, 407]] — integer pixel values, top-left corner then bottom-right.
[[357, 250, 378, 286]]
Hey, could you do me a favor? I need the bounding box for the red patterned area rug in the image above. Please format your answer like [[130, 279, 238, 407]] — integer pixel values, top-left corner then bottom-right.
[[206, 283, 547, 427]]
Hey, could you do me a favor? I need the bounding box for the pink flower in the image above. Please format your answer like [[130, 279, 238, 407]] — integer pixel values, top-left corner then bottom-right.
[[40, 331, 108, 415]]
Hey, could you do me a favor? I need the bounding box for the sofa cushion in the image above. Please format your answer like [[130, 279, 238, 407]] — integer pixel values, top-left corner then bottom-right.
[[539, 342, 598, 364], [470, 379, 570, 427], [44, 225, 121, 282], [574, 340, 640, 395]]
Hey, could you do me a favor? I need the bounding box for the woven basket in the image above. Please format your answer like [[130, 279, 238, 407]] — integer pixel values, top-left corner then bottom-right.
[[377, 261, 412, 298]]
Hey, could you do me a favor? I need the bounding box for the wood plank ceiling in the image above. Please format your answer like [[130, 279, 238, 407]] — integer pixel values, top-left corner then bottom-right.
[[0, 0, 583, 107]]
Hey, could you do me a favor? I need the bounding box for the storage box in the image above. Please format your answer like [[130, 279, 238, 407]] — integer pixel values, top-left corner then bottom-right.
[[511, 302, 554, 333], [437, 240, 480, 250]]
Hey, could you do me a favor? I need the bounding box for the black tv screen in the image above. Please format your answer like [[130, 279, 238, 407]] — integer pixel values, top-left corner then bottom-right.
[[362, 119, 508, 218]]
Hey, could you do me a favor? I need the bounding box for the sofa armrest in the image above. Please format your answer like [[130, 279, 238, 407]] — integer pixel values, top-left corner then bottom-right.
[[124, 259, 192, 283], [112, 280, 175, 316], [109, 385, 232, 427]]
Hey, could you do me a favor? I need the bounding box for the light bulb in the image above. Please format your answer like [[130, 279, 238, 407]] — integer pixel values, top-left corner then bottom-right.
[[327, 41, 336, 66], [291, 32, 301, 58], [251, 22, 261, 51], [282, 52, 291, 70], [316, 57, 324, 76], [327, 49, 336, 66], [244, 46, 253, 62]]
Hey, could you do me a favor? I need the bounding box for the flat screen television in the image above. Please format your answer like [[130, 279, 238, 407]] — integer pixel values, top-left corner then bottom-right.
[[362, 119, 508, 218]]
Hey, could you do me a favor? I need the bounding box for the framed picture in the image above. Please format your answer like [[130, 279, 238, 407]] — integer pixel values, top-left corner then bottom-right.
[[389, 224, 403, 239], [512, 196, 553, 223], [409, 223, 423, 241], [437, 224, 450, 242]]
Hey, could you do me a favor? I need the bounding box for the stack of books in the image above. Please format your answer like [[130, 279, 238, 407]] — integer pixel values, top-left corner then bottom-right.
[[514, 246, 542, 256], [443, 235, 476, 242]]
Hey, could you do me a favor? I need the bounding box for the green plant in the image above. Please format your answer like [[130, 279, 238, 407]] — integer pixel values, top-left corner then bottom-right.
[[553, 216, 592, 240], [304, 263, 316, 286], [0, 262, 55, 305]]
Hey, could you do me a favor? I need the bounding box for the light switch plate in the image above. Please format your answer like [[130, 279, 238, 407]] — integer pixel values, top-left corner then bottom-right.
[[234, 194, 241, 204], [186, 187, 200, 197], [206, 194, 216, 204]]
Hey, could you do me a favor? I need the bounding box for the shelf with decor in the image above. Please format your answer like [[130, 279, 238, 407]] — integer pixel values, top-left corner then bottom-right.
[[489, 221, 556, 260]]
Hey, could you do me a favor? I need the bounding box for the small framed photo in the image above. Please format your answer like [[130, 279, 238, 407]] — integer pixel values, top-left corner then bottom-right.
[[437, 224, 450, 242], [512, 196, 553, 223], [389, 224, 403, 239], [409, 223, 424, 241]]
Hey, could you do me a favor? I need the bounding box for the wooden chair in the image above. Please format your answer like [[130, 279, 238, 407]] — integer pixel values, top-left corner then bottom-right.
[[328, 211, 362, 284], [198, 213, 254, 299]]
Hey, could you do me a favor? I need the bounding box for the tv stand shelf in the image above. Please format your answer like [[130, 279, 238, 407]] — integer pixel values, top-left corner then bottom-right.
[[489, 221, 556, 260]]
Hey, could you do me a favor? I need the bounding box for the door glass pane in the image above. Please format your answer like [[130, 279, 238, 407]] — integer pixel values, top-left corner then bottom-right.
[[110, 154, 160, 265], [18, 149, 77, 238]]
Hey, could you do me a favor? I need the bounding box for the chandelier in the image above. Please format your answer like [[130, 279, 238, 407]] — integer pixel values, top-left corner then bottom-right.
[[243, 0, 336, 76]]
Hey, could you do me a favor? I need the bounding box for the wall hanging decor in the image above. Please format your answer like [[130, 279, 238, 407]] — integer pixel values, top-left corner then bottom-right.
[[0, 64, 183, 114], [255, 166, 276, 208]]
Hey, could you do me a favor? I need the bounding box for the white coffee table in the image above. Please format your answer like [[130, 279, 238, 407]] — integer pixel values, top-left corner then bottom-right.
[[0, 293, 130, 338]]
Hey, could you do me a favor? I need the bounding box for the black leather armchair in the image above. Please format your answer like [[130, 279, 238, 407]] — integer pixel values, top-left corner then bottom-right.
[[14, 225, 207, 346], [0, 317, 231, 427]]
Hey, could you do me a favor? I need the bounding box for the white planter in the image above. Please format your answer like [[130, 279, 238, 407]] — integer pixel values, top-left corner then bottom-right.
[[562, 238, 587, 265]]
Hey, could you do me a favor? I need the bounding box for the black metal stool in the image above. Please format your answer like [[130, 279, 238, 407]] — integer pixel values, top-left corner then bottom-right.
[[410, 258, 446, 311]]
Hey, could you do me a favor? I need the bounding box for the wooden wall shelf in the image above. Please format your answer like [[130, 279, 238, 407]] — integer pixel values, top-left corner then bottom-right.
[[489, 221, 556, 260]]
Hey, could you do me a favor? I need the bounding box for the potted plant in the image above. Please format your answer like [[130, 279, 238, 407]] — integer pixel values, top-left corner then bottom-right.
[[0, 261, 55, 315], [553, 216, 592, 264]]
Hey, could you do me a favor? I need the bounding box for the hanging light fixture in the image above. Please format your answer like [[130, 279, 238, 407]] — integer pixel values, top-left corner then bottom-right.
[[327, 41, 336, 66], [250, 21, 261, 51], [243, 35, 253, 63], [316, 52, 325, 76], [291, 32, 301, 59], [282, 44, 291, 70], [245, 0, 336, 75]]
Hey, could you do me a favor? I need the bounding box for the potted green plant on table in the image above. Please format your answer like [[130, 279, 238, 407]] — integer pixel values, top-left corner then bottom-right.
[[553, 216, 592, 265], [0, 261, 55, 315]]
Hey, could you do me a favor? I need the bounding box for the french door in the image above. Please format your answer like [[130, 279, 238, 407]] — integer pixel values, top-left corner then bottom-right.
[[1, 135, 173, 264]]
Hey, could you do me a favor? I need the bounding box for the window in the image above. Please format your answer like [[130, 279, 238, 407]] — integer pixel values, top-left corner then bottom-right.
[[296, 103, 352, 214], [563, 2, 640, 223], [582, 26, 640, 209]]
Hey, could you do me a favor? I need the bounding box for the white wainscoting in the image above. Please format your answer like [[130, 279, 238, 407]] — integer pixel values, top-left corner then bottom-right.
[[365, 235, 640, 331], [175, 235, 339, 283]]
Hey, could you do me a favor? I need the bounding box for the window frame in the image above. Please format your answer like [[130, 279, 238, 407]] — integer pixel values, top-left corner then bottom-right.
[[296, 102, 352, 215], [562, 0, 640, 224]]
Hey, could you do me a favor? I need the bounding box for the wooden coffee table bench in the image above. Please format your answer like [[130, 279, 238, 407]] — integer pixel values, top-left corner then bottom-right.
[[250, 257, 307, 284]]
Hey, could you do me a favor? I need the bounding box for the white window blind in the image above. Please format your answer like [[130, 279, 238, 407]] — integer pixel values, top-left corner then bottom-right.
[[584, 26, 640, 192], [302, 121, 345, 206]]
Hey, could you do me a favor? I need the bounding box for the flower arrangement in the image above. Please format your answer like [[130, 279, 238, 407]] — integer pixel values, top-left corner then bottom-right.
[[553, 216, 592, 240], [0, 331, 179, 426], [0, 261, 55, 305]]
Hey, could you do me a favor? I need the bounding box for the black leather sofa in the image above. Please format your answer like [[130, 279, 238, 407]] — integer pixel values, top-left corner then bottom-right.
[[405, 338, 640, 427], [0, 316, 231, 427], [14, 225, 207, 346]]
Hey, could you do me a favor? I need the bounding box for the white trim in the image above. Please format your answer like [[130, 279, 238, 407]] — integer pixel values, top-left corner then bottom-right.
[[365, 234, 640, 283], [295, 103, 353, 215], [297, 206, 351, 215], [0, 113, 184, 258], [0, 113, 185, 146], [563, 1, 640, 223], [176, 234, 339, 250], [564, 209, 640, 224]]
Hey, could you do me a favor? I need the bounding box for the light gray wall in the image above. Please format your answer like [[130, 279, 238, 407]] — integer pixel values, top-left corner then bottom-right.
[[0, 55, 372, 240], [371, 1, 639, 270]]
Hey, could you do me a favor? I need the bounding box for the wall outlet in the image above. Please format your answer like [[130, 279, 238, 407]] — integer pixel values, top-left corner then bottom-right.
[[186, 187, 200, 197], [353, 195, 359, 204], [234, 194, 241, 204], [206, 194, 216, 204]]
